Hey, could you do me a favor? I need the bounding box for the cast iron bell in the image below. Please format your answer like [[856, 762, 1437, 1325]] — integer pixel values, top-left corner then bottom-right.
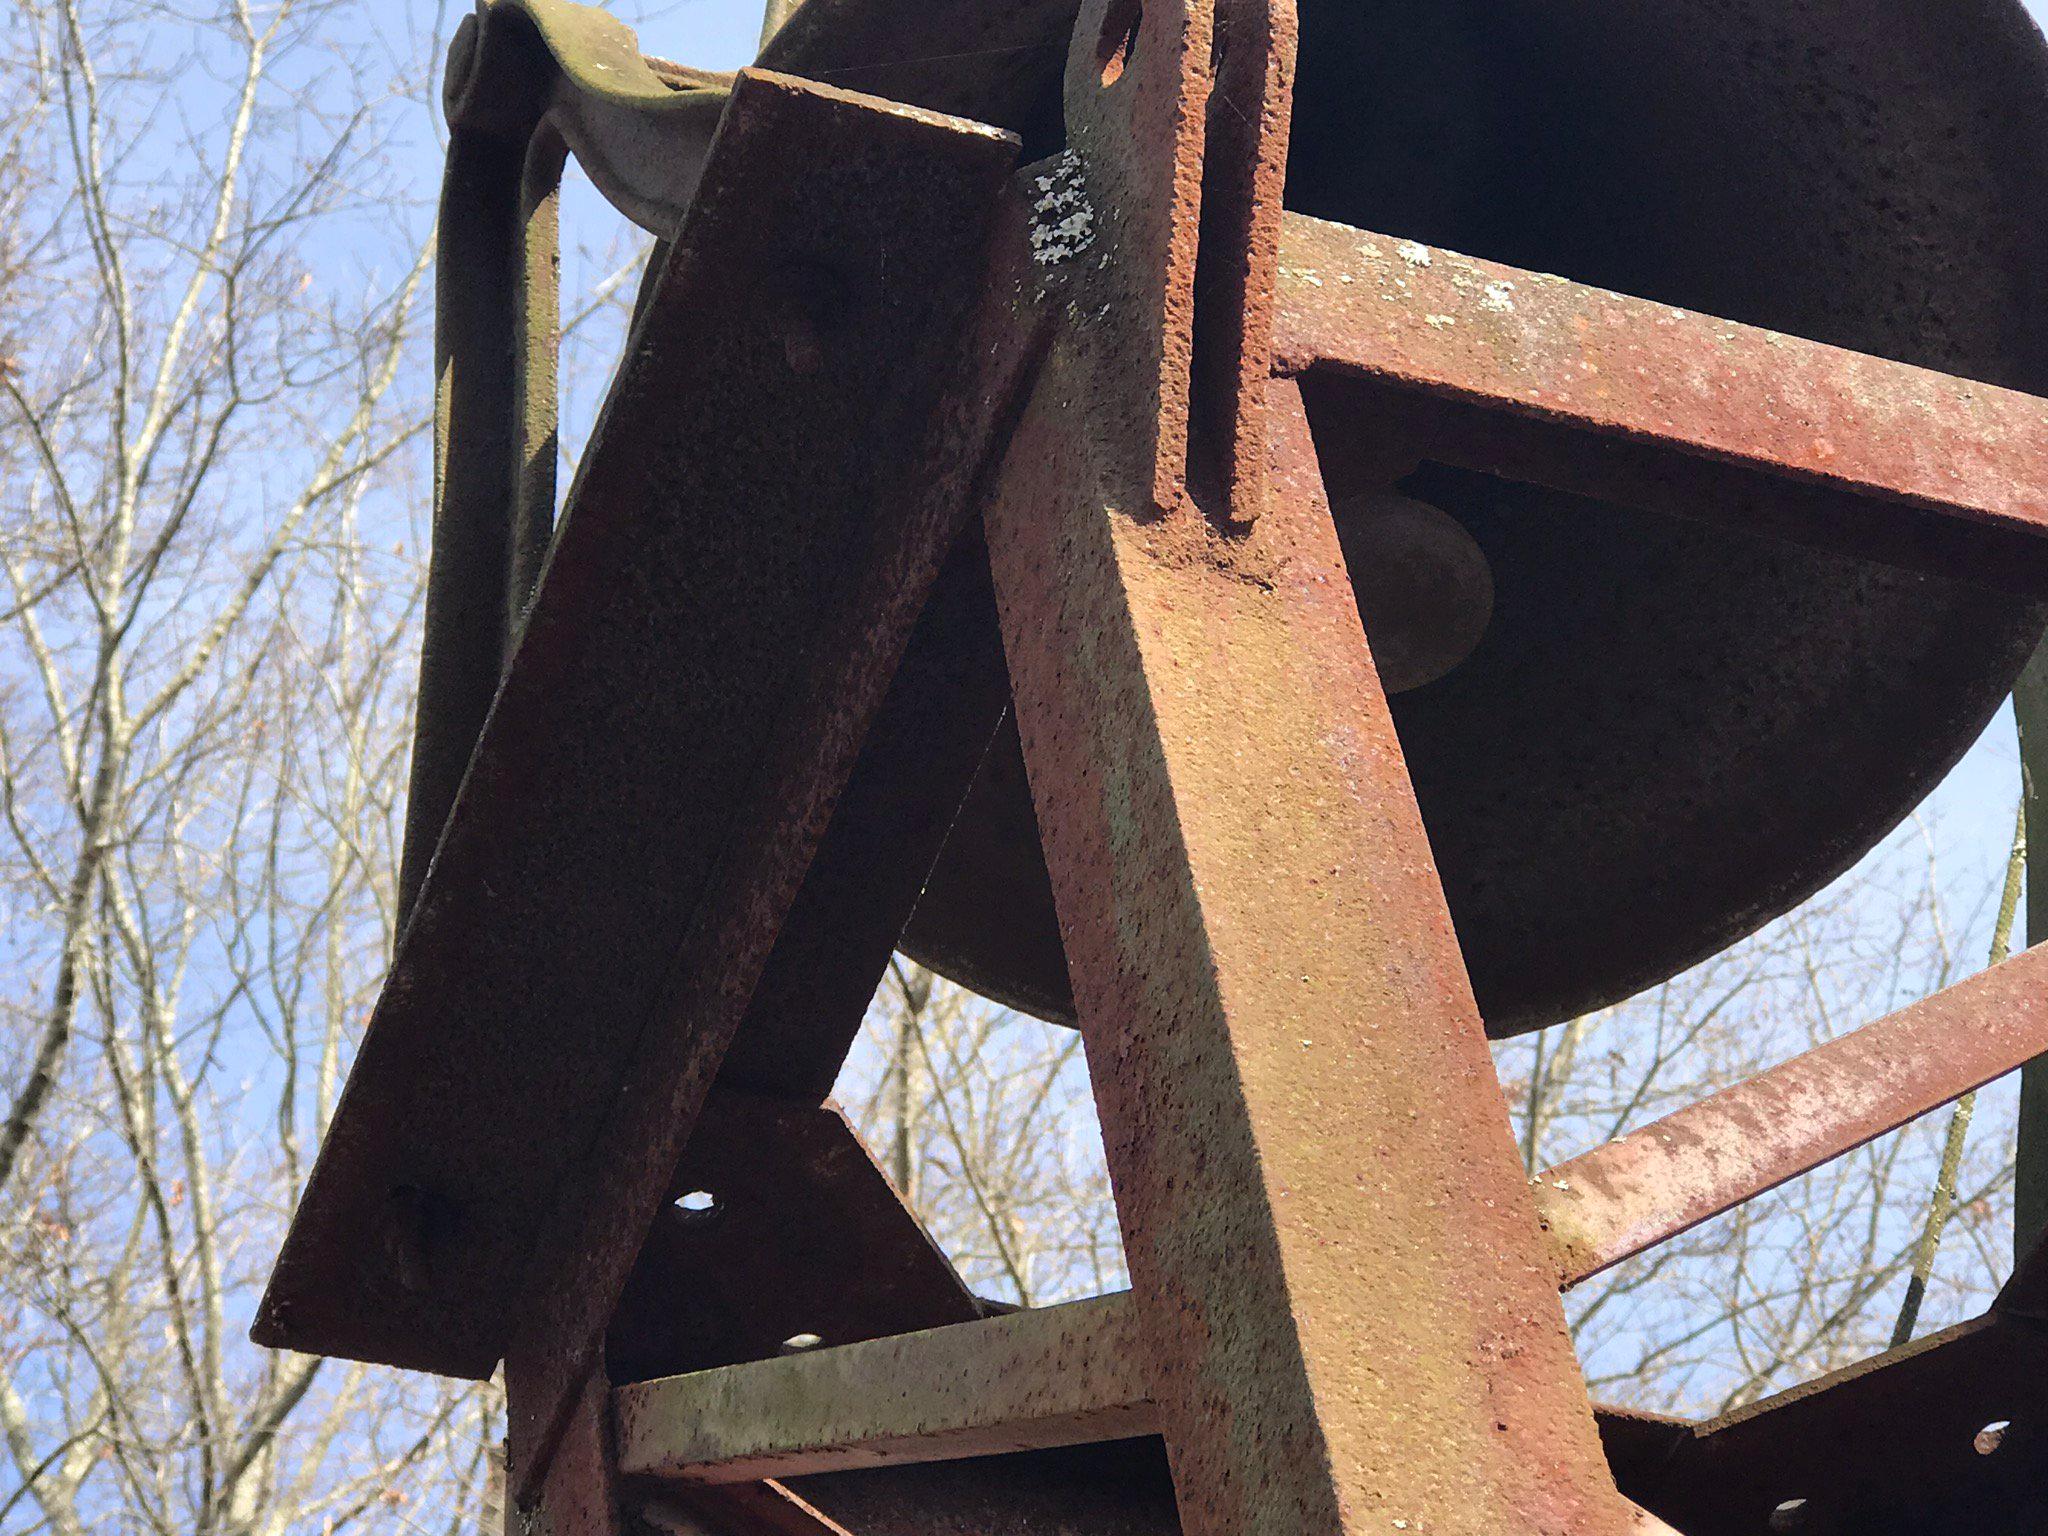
[[900, 0, 2048, 1036]]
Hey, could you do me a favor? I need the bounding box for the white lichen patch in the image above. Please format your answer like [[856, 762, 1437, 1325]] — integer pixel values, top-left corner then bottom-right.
[[1480, 280, 1516, 314], [1424, 313, 1455, 329], [1029, 151, 1095, 267], [1396, 239, 1433, 268]]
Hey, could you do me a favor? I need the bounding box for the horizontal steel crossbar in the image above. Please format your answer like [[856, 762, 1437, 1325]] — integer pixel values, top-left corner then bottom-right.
[[612, 1292, 1688, 1531], [1273, 214, 2048, 591]]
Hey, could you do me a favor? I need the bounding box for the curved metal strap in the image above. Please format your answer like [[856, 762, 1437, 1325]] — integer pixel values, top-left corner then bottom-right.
[[403, 0, 731, 916]]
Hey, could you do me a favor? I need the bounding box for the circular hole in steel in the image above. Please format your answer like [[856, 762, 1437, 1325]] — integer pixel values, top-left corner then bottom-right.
[[1768, 1498, 1810, 1533], [1976, 1420, 2013, 1456], [673, 1190, 719, 1222], [1098, 0, 1141, 86], [780, 1332, 824, 1354]]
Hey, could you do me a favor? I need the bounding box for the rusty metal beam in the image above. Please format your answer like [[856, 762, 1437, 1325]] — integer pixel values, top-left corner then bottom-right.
[[709, 528, 1013, 1103], [989, 327, 1634, 1536], [1188, 0, 1295, 520], [255, 71, 1021, 1413], [494, 82, 1034, 1496], [518, 1370, 627, 1536], [1274, 216, 2048, 593], [968, 2, 1637, 1527], [615, 1294, 1150, 1482], [1535, 941, 2048, 1286], [402, 1, 732, 919], [756, 0, 1077, 138], [623, 1288, 2004, 1536], [615, 1289, 1681, 1507], [618, 1302, 1998, 1536]]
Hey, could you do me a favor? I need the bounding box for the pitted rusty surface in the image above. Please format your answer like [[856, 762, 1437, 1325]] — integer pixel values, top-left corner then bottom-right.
[[1045, 0, 1214, 520], [614, 1282, 1703, 1493], [968, 9, 1635, 1526], [905, 0, 2048, 1046], [1535, 941, 2048, 1286], [620, 1271, 2046, 1532], [709, 527, 1014, 1103], [1275, 217, 2048, 549], [615, 1296, 1154, 1481], [257, 72, 1021, 1406], [1186, 0, 1297, 522], [984, 357, 1635, 1531], [516, 1370, 622, 1536], [757, 0, 1079, 138]]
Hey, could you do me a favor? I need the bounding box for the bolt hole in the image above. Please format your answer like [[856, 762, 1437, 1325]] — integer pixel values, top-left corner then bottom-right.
[[673, 1190, 719, 1222], [1768, 1498, 1809, 1533], [1097, 0, 1141, 86], [1976, 1419, 2013, 1456], [780, 1332, 824, 1354]]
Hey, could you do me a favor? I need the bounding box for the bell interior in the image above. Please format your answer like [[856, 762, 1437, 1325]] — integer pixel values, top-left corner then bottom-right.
[[900, 0, 2048, 1036]]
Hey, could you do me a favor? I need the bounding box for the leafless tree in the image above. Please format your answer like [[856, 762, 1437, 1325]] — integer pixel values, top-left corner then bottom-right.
[[840, 960, 1123, 1308], [1514, 808, 2024, 1415], [0, 2, 499, 1531]]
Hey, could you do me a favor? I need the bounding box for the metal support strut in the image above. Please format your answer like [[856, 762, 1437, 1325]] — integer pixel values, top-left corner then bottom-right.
[[256, 2, 2048, 1535]]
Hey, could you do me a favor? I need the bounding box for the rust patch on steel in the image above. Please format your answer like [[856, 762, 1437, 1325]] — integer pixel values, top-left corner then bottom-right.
[[275, 3, 2048, 1534], [1273, 216, 2048, 592], [1188, 0, 1296, 521], [513, 1367, 627, 1536], [1046, 0, 1212, 520], [256, 71, 1021, 1413], [757, 0, 1079, 134], [1536, 941, 2048, 1285], [966, 6, 1638, 1527], [709, 524, 1014, 1104], [615, 1282, 1709, 1503], [499, 87, 1035, 1500], [615, 1296, 1154, 1482]]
